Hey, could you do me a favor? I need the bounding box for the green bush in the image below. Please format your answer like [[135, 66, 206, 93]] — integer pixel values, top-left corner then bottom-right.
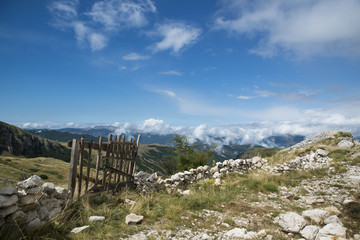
[[39, 174, 48, 180], [170, 134, 214, 172]]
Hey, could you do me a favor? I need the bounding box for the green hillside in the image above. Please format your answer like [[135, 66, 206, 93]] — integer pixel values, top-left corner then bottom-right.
[[28, 129, 108, 143]]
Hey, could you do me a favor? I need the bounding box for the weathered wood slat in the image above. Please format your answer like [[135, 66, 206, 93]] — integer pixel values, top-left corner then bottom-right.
[[77, 173, 96, 183], [67, 140, 137, 151], [68, 139, 79, 199], [95, 137, 102, 187], [77, 137, 85, 199], [85, 139, 92, 192], [104, 166, 134, 179]]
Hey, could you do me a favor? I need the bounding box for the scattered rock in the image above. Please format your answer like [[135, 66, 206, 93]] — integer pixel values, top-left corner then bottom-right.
[[125, 199, 136, 205], [214, 179, 221, 186], [278, 212, 306, 233], [302, 209, 330, 225], [125, 213, 143, 225], [324, 215, 342, 226], [71, 225, 90, 234], [89, 216, 105, 222], [54, 187, 69, 199], [224, 228, 248, 238], [337, 139, 355, 149], [323, 206, 341, 216], [316, 223, 346, 239], [300, 225, 320, 240]]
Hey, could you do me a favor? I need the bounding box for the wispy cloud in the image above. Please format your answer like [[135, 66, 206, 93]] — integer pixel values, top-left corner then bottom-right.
[[123, 52, 150, 60], [269, 82, 298, 88], [214, 0, 360, 58], [159, 70, 182, 76], [149, 21, 201, 54], [48, 0, 156, 51], [87, 0, 156, 31], [237, 95, 254, 100]]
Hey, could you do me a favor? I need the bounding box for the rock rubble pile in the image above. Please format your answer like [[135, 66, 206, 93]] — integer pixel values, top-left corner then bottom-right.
[[0, 175, 69, 230]]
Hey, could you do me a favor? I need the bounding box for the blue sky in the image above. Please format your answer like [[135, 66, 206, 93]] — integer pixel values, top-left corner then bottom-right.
[[1, 0, 360, 139]]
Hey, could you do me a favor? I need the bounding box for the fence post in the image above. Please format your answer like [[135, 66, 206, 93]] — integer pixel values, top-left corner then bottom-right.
[[68, 139, 79, 199]]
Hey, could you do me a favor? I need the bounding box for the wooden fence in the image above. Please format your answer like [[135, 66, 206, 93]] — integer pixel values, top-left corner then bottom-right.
[[67, 134, 140, 199]]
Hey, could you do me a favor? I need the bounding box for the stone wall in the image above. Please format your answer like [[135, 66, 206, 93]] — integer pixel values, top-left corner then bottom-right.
[[0, 175, 69, 231], [134, 148, 332, 193]]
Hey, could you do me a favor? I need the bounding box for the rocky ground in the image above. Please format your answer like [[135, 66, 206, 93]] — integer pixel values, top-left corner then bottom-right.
[[121, 154, 360, 240]]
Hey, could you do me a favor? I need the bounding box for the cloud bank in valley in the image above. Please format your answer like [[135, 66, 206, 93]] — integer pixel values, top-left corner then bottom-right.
[[114, 118, 360, 147]]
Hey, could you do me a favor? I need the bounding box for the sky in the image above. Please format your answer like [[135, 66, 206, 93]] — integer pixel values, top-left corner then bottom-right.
[[1, 0, 360, 141]]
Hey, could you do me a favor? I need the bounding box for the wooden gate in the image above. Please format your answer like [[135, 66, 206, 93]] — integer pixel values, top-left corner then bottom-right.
[[67, 134, 140, 199]]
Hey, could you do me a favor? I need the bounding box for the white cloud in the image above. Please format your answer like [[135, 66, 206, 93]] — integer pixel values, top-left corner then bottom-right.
[[87, 0, 156, 31], [214, 0, 360, 58], [150, 21, 201, 54], [123, 52, 150, 60], [237, 95, 254, 100], [48, 0, 156, 51], [113, 117, 360, 147], [159, 70, 182, 76], [89, 32, 108, 51]]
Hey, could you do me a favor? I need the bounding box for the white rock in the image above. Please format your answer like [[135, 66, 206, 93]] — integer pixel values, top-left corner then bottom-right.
[[222, 222, 230, 228], [89, 216, 105, 222], [257, 229, 267, 238], [40, 197, 62, 211], [71, 225, 90, 234], [0, 204, 19, 218], [0, 194, 18, 208], [214, 179, 221, 186], [323, 206, 341, 216], [302, 209, 330, 225], [213, 172, 221, 179], [324, 215, 342, 226], [337, 139, 354, 149], [182, 190, 190, 195], [210, 166, 218, 174], [224, 228, 248, 238], [316, 149, 328, 157], [171, 174, 180, 181], [316, 223, 346, 239], [17, 175, 42, 189], [54, 187, 69, 199], [125, 213, 143, 224], [278, 212, 306, 233], [300, 225, 320, 240], [125, 199, 136, 205], [353, 234, 360, 240], [0, 186, 17, 196], [42, 182, 55, 194]]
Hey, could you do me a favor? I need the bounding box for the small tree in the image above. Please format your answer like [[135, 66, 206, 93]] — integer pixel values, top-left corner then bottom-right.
[[170, 134, 214, 172]]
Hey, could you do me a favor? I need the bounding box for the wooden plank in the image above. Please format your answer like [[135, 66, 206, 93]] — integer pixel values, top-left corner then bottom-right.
[[77, 173, 96, 183], [108, 135, 116, 192], [68, 139, 137, 151], [103, 134, 112, 190], [95, 137, 102, 187], [104, 166, 134, 179], [85, 139, 93, 192], [68, 139, 79, 199], [77, 137, 85, 199], [89, 181, 134, 193]]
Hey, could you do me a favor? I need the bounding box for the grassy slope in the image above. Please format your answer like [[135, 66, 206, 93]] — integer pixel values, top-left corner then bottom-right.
[[0, 155, 70, 188], [20, 132, 360, 240]]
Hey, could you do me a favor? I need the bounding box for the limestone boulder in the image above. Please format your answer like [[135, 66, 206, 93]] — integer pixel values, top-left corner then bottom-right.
[[300, 225, 320, 240], [0, 194, 18, 208], [54, 187, 69, 200], [18, 192, 42, 206], [17, 175, 42, 189], [42, 182, 55, 194], [278, 212, 306, 233], [0, 186, 17, 196], [125, 213, 143, 225], [337, 139, 354, 149], [302, 209, 330, 225], [316, 223, 346, 239], [89, 216, 105, 222]]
